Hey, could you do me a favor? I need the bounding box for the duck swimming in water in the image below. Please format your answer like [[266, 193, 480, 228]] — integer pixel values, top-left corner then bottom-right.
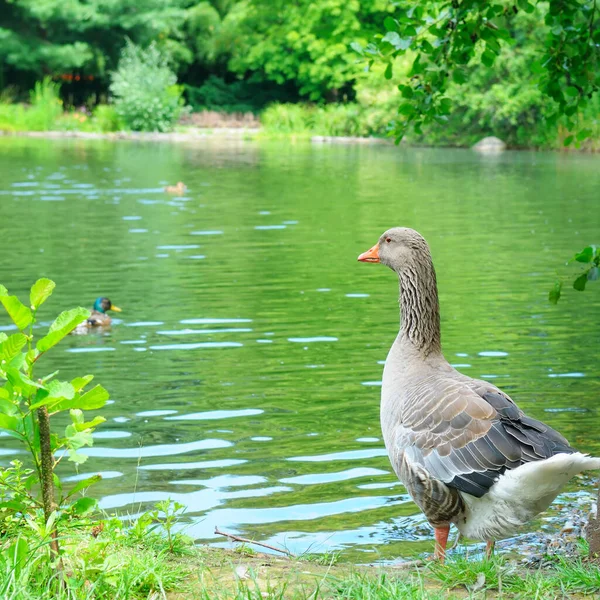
[[72, 297, 122, 334], [164, 182, 187, 195], [87, 297, 121, 326]]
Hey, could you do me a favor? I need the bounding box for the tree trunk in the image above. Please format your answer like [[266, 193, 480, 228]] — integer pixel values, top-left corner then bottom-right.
[[37, 406, 61, 564], [589, 486, 600, 561]]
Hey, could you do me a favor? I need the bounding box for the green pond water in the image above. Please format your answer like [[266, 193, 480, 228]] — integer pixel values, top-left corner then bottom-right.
[[0, 137, 599, 562]]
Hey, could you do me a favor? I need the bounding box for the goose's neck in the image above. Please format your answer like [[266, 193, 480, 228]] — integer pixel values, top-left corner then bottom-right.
[[397, 257, 441, 356]]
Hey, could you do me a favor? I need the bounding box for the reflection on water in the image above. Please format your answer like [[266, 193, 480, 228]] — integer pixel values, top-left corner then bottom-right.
[[0, 138, 599, 562]]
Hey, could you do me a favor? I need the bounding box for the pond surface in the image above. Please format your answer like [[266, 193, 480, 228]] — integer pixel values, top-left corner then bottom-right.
[[0, 137, 599, 562]]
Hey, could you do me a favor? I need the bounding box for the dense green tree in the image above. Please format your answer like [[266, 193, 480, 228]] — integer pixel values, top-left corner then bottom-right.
[[227, 0, 392, 101], [0, 0, 187, 88], [354, 0, 599, 144]]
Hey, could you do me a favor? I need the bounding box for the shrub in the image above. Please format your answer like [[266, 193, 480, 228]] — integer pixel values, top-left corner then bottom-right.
[[93, 104, 125, 132], [110, 41, 184, 132], [27, 78, 63, 131], [260, 102, 395, 138]]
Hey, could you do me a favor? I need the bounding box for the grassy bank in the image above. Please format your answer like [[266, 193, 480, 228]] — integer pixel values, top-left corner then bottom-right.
[[2, 79, 599, 150], [3, 507, 600, 600]]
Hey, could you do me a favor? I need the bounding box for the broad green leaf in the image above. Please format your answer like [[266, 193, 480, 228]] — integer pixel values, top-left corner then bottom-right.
[[0, 297, 32, 331], [452, 69, 467, 84], [37, 307, 90, 352], [7, 537, 28, 579], [349, 41, 363, 56], [574, 246, 594, 263], [0, 285, 7, 296], [383, 16, 397, 32], [0, 397, 18, 416], [70, 497, 97, 515], [0, 500, 25, 511], [0, 333, 28, 361], [68, 449, 89, 464], [77, 385, 109, 410], [549, 280, 562, 304], [71, 375, 94, 392], [565, 86, 579, 97], [481, 49, 496, 68], [399, 85, 413, 99], [29, 279, 55, 309], [563, 135, 574, 147], [573, 273, 587, 291], [0, 413, 20, 433], [47, 380, 75, 400], [384, 63, 393, 80], [65, 413, 104, 436], [5, 367, 43, 396], [70, 408, 84, 424], [577, 129, 592, 142], [65, 474, 102, 500], [382, 31, 411, 50]]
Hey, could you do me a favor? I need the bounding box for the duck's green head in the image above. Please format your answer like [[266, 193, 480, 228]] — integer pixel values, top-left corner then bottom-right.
[[93, 297, 122, 314]]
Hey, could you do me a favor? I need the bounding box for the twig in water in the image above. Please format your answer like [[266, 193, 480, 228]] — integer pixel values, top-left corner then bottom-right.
[[214, 527, 294, 557]]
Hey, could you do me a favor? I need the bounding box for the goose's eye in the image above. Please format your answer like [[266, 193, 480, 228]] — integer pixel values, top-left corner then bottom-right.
[[385, 237, 392, 243]]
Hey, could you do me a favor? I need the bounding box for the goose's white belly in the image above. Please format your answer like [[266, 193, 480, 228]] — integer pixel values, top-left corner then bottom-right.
[[455, 452, 600, 541]]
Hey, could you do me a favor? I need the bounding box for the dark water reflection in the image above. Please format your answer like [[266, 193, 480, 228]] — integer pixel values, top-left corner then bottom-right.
[[0, 138, 599, 561]]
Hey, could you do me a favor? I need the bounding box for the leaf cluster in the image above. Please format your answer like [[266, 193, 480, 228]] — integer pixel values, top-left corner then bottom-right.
[[0, 279, 108, 526], [550, 245, 600, 303], [353, 0, 600, 143], [110, 41, 185, 132]]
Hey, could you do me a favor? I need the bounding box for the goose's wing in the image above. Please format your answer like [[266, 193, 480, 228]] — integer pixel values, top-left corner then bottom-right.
[[395, 376, 573, 498]]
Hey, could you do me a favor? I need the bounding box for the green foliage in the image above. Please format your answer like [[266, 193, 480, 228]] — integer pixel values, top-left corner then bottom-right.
[[228, 0, 393, 101], [0, 509, 192, 599], [356, 0, 600, 143], [185, 76, 298, 113], [0, 279, 108, 567], [27, 79, 64, 131], [0, 0, 187, 82], [92, 104, 125, 132], [261, 102, 394, 138], [149, 499, 187, 553], [110, 41, 185, 132], [550, 245, 599, 303], [330, 572, 445, 599]]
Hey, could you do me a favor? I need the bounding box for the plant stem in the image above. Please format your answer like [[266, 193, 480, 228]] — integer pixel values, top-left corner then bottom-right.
[[37, 405, 61, 566]]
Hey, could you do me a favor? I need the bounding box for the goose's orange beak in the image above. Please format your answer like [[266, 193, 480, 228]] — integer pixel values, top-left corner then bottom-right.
[[357, 244, 380, 263]]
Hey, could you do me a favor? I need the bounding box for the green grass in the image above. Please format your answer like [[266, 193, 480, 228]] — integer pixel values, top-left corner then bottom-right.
[[426, 554, 600, 599], [2, 521, 600, 600]]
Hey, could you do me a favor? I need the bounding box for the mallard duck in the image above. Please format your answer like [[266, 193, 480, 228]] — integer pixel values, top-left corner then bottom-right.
[[358, 228, 600, 562], [87, 297, 121, 326], [72, 297, 122, 334], [164, 182, 186, 194]]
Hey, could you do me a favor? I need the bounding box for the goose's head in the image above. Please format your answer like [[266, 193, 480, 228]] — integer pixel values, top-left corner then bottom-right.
[[93, 297, 122, 314], [357, 227, 431, 272]]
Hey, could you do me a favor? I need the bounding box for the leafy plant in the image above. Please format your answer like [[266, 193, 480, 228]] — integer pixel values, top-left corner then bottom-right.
[[110, 41, 185, 132], [149, 499, 186, 553], [0, 279, 108, 565], [549, 245, 599, 303], [27, 78, 64, 131], [354, 0, 600, 143]]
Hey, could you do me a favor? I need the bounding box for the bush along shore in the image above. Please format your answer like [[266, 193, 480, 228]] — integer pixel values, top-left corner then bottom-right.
[[2, 77, 600, 151], [1, 280, 600, 600]]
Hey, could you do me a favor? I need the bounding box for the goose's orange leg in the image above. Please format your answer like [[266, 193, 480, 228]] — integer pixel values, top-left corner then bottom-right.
[[433, 525, 450, 563]]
